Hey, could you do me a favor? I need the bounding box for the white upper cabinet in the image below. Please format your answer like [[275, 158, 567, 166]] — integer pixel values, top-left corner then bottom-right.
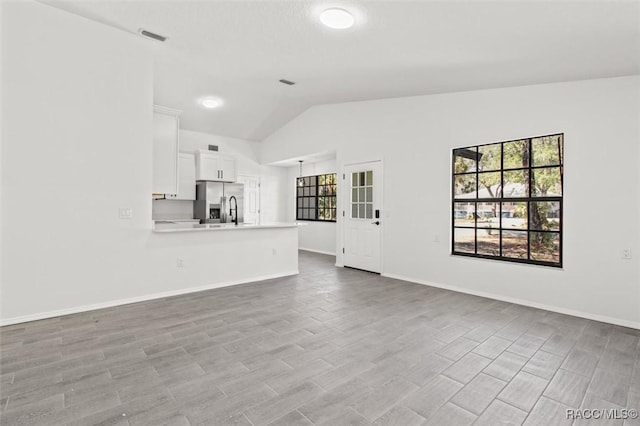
[[218, 155, 237, 183], [195, 151, 219, 181], [195, 150, 237, 182], [152, 105, 181, 195], [167, 152, 196, 200]]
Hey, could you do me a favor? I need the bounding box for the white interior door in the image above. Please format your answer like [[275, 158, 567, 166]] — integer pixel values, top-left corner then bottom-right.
[[237, 175, 260, 224], [343, 161, 382, 273]]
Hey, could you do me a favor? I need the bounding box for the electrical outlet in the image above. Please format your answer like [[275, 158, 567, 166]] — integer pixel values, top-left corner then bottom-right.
[[118, 208, 133, 219], [433, 235, 440, 243], [177, 258, 185, 267], [272, 248, 277, 255], [622, 249, 632, 259]]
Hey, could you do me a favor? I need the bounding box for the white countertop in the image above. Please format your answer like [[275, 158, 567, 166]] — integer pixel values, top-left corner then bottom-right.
[[153, 221, 298, 233]]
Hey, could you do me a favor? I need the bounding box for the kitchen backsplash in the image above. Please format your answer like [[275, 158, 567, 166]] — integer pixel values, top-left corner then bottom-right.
[[152, 199, 194, 220]]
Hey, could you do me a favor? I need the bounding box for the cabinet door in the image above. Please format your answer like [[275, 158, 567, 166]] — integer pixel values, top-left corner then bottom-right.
[[172, 153, 196, 200], [152, 108, 180, 194], [219, 156, 237, 182], [196, 153, 220, 181]]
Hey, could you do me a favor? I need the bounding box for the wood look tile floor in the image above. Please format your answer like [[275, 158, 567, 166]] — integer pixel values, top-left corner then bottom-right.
[[1, 251, 639, 425]]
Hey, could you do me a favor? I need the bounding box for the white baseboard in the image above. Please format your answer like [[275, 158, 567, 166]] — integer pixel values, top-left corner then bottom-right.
[[0, 270, 299, 327], [382, 272, 640, 330], [299, 247, 336, 256]]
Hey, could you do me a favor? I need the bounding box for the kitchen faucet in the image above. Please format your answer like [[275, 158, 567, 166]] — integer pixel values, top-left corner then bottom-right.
[[229, 196, 238, 226]]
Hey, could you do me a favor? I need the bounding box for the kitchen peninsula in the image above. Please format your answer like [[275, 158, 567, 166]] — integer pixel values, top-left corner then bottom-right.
[[147, 221, 299, 300]]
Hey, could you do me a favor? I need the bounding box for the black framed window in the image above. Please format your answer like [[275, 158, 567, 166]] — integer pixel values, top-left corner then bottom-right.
[[296, 173, 337, 222], [452, 134, 563, 267]]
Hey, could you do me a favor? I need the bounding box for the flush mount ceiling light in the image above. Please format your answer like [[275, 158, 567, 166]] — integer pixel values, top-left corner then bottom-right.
[[319, 8, 355, 29], [200, 97, 223, 109]]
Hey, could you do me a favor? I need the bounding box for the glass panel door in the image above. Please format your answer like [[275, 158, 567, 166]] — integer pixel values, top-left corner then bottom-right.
[[351, 170, 374, 219]]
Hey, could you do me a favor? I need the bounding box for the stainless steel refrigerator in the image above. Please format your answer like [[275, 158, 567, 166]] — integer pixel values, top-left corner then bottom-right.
[[195, 181, 244, 224]]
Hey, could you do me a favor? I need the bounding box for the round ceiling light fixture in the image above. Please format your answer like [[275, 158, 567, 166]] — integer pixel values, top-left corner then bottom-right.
[[200, 97, 223, 109], [319, 8, 355, 29]]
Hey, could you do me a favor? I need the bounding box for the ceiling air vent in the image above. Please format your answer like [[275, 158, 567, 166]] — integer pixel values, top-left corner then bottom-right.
[[138, 29, 167, 42], [279, 79, 296, 86]]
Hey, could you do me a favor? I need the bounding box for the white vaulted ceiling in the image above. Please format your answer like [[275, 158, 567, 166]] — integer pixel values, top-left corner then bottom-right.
[[38, 0, 640, 141]]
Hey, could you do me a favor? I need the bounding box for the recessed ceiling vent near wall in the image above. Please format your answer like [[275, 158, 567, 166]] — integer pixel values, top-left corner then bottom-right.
[[279, 79, 296, 86], [138, 28, 167, 42]]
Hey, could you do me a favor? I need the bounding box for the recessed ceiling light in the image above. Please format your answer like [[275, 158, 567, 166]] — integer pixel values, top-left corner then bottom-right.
[[200, 97, 222, 109], [319, 8, 355, 29]]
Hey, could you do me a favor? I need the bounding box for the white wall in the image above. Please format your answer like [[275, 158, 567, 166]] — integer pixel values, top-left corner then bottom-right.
[[260, 76, 640, 328], [287, 158, 337, 255], [0, 0, 4, 317], [0, 1, 297, 324]]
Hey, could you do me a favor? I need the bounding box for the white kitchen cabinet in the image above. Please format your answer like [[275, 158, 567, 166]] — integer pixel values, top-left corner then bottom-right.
[[218, 155, 237, 182], [167, 152, 196, 200], [195, 150, 237, 182], [152, 105, 181, 195]]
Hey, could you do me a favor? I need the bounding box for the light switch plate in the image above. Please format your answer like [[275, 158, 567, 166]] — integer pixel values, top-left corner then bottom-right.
[[119, 208, 133, 219]]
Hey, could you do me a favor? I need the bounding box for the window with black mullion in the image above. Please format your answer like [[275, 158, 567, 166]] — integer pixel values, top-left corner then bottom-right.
[[296, 173, 337, 222], [452, 134, 563, 267]]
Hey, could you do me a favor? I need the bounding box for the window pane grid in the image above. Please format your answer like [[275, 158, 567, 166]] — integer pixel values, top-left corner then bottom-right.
[[296, 173, 337, 222], [350, 170, 374, 219], [452, 134, 563, 267]]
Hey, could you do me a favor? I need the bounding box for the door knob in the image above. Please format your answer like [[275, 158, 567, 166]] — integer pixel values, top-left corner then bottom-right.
[[372, 221, 380, 225]]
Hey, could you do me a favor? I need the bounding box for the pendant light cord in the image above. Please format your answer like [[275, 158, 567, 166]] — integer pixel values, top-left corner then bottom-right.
[[298, 160, 304, 186]]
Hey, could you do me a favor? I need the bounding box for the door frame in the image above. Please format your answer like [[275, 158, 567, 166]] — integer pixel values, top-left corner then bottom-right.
[[340, 159, 384, 274]]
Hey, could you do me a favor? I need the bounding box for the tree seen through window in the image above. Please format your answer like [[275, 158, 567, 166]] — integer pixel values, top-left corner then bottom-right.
[[452, 134, 563, 267], [296, 173, 337, 222]]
